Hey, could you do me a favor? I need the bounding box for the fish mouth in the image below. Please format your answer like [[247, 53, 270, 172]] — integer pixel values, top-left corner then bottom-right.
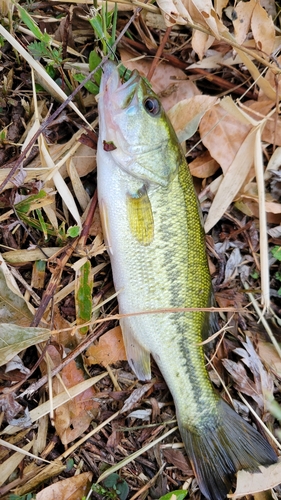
[[101, 61, 141, 110]]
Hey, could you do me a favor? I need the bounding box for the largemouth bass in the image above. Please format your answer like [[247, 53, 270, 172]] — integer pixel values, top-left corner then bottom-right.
[[97, 61, 277, 500]]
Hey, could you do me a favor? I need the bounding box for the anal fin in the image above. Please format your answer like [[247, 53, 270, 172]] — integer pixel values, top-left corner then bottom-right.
[[120, 318, 151, 381]]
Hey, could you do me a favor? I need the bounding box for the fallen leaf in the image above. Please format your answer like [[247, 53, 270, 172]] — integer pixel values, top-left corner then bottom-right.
[[251, 1, 275, 56], [121, 381, 155, 413], [53, 358, 99, 445], [75, 260, 93, 335], [0, 393, 23, 424], [222, 358, 264, 408], [163, 448, 193, 475], [229, 459, 281, 498], [167, 95, 218, 143], [0, 325, 50, 366], [189, 151, 220, 178], [223, 247, 242, 283], [0, 439, 34, 487], [36, 471, 93, 500], [85, 326, 127, 367], [156, 0, 190, 26], [199, 103, 251, 174], [120, 49, 200, 111], [0, 262, 33, 325], [183, 0, 226, 37], [191, 30, 214, 60], [233, 0, 255, 45], [234, 337, 274, 402], [258, 341, 281, 378], [204, 126, 258, 233]]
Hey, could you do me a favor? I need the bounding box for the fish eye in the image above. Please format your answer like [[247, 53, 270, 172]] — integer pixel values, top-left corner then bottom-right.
[[143, 96, 160, 116]]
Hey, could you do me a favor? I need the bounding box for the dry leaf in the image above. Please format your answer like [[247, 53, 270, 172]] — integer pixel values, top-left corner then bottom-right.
[[183, 0, 225, 37], [192, 30, 214, 60], [223, 336, 274, 410], [259, 54, 281, 102], [53, 358, 99, 445], [0, 439, 34, 487], [156, 0, 190, 26], [36, 471, 93, 500], [189, 151, 220, 178], [121, 381, 155, 413], [163, 448, 192, 475], [222, 358, 264, 408], [251, 2, 275, 56], [85, 326, 127, 367], [258, 341, 281, 378], [168, 95, 218, 143], [214, 0, 228, 17], [0, 325, 50, 367], [204, 126, 258, 233], [120, 49, 200, 111], [229, 459, 281, 498], [234, 337, 274, 402], [199, 103, 251, 174], [233, 0, 256, 45]]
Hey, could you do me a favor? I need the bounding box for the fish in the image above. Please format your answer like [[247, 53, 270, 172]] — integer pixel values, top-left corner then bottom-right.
[[96, 60, 277, 500]]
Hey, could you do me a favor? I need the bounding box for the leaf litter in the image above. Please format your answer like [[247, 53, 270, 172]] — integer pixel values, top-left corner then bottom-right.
[[0, 0, 281, 499]]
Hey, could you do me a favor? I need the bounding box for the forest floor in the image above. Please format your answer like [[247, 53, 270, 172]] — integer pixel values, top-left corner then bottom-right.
[[0, 1, 281, 499]]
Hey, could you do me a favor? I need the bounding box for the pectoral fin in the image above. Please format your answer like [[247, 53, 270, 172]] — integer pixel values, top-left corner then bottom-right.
[[127, 186, 154, 246], [120, 318, 151, 381]]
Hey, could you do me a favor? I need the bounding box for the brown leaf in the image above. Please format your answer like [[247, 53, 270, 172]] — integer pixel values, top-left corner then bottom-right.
[[204, 126, 258, 233], [156, 0, 190, 26], [0, 393, 23, 424], [192, 30, 214, 60], [85, 326, 127, 367], [229, 459, 281, 498], [251, 2, 275, 56], [222, 358, 264, 408], [234, 337, 274, 402], [163, 448, 193, 475], [53, 359, 98, 445], [233, 0, 255, 45], [199, 103, 251, 174], [258, 341, 281, 378], [120, 49, 200, 111], [189, 151, 220, 178], [168, 95, 218, 143], [121, 381, 155, 414], [36, 471, 93, 500]]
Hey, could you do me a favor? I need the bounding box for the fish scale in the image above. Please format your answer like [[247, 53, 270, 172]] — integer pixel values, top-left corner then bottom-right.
[[97, 61, 277, 500]]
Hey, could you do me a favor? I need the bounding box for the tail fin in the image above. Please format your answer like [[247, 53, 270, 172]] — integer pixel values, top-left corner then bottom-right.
[[178, 399, 277, 500]]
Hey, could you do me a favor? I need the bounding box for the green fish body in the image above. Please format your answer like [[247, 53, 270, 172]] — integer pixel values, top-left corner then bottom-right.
[[97, 61, 277, 500]]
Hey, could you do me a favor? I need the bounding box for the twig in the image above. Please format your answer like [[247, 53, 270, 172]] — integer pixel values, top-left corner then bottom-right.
[[147, 26, 172, 81]]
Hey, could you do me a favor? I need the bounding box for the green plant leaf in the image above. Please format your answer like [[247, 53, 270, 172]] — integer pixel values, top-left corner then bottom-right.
[[15, 190, 47, 214], [0, 324, 50, 366], [103, 474, 129, 500], [73, 73, 99, 95], [89, 14, 110, 42], [159, 490, 188, 500], [67, 225, 81, 238], [75, 261, 93, 335], [28, 41, 50, 60], [272, 246, 281, 261], [89, 50, 102, 84], [17, 4, 51, 44]]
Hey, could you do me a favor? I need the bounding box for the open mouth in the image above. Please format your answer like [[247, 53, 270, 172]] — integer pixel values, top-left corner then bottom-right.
[[102, 62, 141, 109]]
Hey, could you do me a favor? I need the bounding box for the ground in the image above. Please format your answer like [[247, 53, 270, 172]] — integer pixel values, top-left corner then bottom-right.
[[0, 1, 281, 499]]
